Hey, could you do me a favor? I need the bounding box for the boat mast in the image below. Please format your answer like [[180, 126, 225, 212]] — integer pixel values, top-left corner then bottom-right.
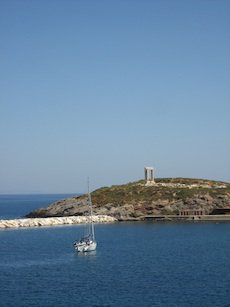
[[87, 178, 95, 241]]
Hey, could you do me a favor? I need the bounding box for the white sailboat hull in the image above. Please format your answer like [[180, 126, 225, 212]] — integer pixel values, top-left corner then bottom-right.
[[74, 240, 97, 252]]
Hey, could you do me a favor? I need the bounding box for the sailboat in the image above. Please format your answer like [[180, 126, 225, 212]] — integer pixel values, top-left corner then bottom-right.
[[74, 182, 97, 252]]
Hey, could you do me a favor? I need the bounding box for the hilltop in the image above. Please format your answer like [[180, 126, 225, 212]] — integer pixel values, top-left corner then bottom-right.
[[26, 178, 230, 220]]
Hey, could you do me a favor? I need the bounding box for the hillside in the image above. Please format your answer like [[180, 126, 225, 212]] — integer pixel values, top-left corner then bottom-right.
[[26, 178, 230, 220]]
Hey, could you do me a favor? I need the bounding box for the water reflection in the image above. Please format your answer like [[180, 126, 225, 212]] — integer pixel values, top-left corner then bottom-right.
[[75, 250, 97, 257]]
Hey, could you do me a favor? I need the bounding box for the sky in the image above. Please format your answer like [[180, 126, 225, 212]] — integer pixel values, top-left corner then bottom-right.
[[0, 0, 229, 194]]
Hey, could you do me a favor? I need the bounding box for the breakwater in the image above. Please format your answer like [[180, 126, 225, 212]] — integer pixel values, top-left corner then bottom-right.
[[0, 215, 117, 229]]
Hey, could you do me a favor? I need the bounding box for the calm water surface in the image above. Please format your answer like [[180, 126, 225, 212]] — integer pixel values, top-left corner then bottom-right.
[[0, 196, 230, 306]]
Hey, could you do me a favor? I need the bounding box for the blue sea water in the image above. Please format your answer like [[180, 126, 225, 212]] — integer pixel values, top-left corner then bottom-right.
[[0, 195, 230, 306], [0, 194, 76, 219]]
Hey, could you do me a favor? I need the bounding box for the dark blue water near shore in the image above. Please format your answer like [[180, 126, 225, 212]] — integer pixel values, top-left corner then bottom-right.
[[1, 196, 230, 306]]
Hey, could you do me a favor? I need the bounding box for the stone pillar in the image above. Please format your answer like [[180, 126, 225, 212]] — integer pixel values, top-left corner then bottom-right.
[[144, 167, 155, 184]]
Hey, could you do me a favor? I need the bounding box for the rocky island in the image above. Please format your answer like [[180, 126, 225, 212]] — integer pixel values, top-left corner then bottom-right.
[[26, 178, 230, 221]]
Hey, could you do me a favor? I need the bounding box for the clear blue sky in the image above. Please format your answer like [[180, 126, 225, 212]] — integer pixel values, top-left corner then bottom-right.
[[0, 0, 229, 193]]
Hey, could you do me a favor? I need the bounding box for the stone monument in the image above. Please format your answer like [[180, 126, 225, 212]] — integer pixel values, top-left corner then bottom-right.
[[144, 167, 155, 185]]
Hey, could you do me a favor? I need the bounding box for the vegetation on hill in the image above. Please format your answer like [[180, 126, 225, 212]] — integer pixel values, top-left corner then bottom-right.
[[92, 178, 229, 204]]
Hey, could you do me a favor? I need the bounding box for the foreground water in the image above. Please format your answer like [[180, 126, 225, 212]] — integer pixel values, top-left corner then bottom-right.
[[0, 196, 230, 306]]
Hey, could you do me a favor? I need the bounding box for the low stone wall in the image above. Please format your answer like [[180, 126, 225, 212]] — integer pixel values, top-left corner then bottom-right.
[[0, 215, 117, 229], [144, 214, 230, 221], [196, 215, 230, 221]]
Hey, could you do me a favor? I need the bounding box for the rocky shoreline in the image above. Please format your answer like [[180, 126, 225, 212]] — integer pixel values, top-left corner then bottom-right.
[[0, 215, 117, 229], [25, 178, 230, 220], [1, 213, 230, 230]]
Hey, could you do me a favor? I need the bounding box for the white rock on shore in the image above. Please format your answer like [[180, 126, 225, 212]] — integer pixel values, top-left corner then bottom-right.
[[0, 215, 117, 229]]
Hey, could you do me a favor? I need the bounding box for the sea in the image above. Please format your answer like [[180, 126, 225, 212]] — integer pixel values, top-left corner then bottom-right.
[[0, 195, 230, 307]]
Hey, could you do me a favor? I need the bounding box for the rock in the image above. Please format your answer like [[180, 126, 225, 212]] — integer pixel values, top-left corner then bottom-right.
[[25, 178, 230, 220], [0, 215, 117, 229]]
